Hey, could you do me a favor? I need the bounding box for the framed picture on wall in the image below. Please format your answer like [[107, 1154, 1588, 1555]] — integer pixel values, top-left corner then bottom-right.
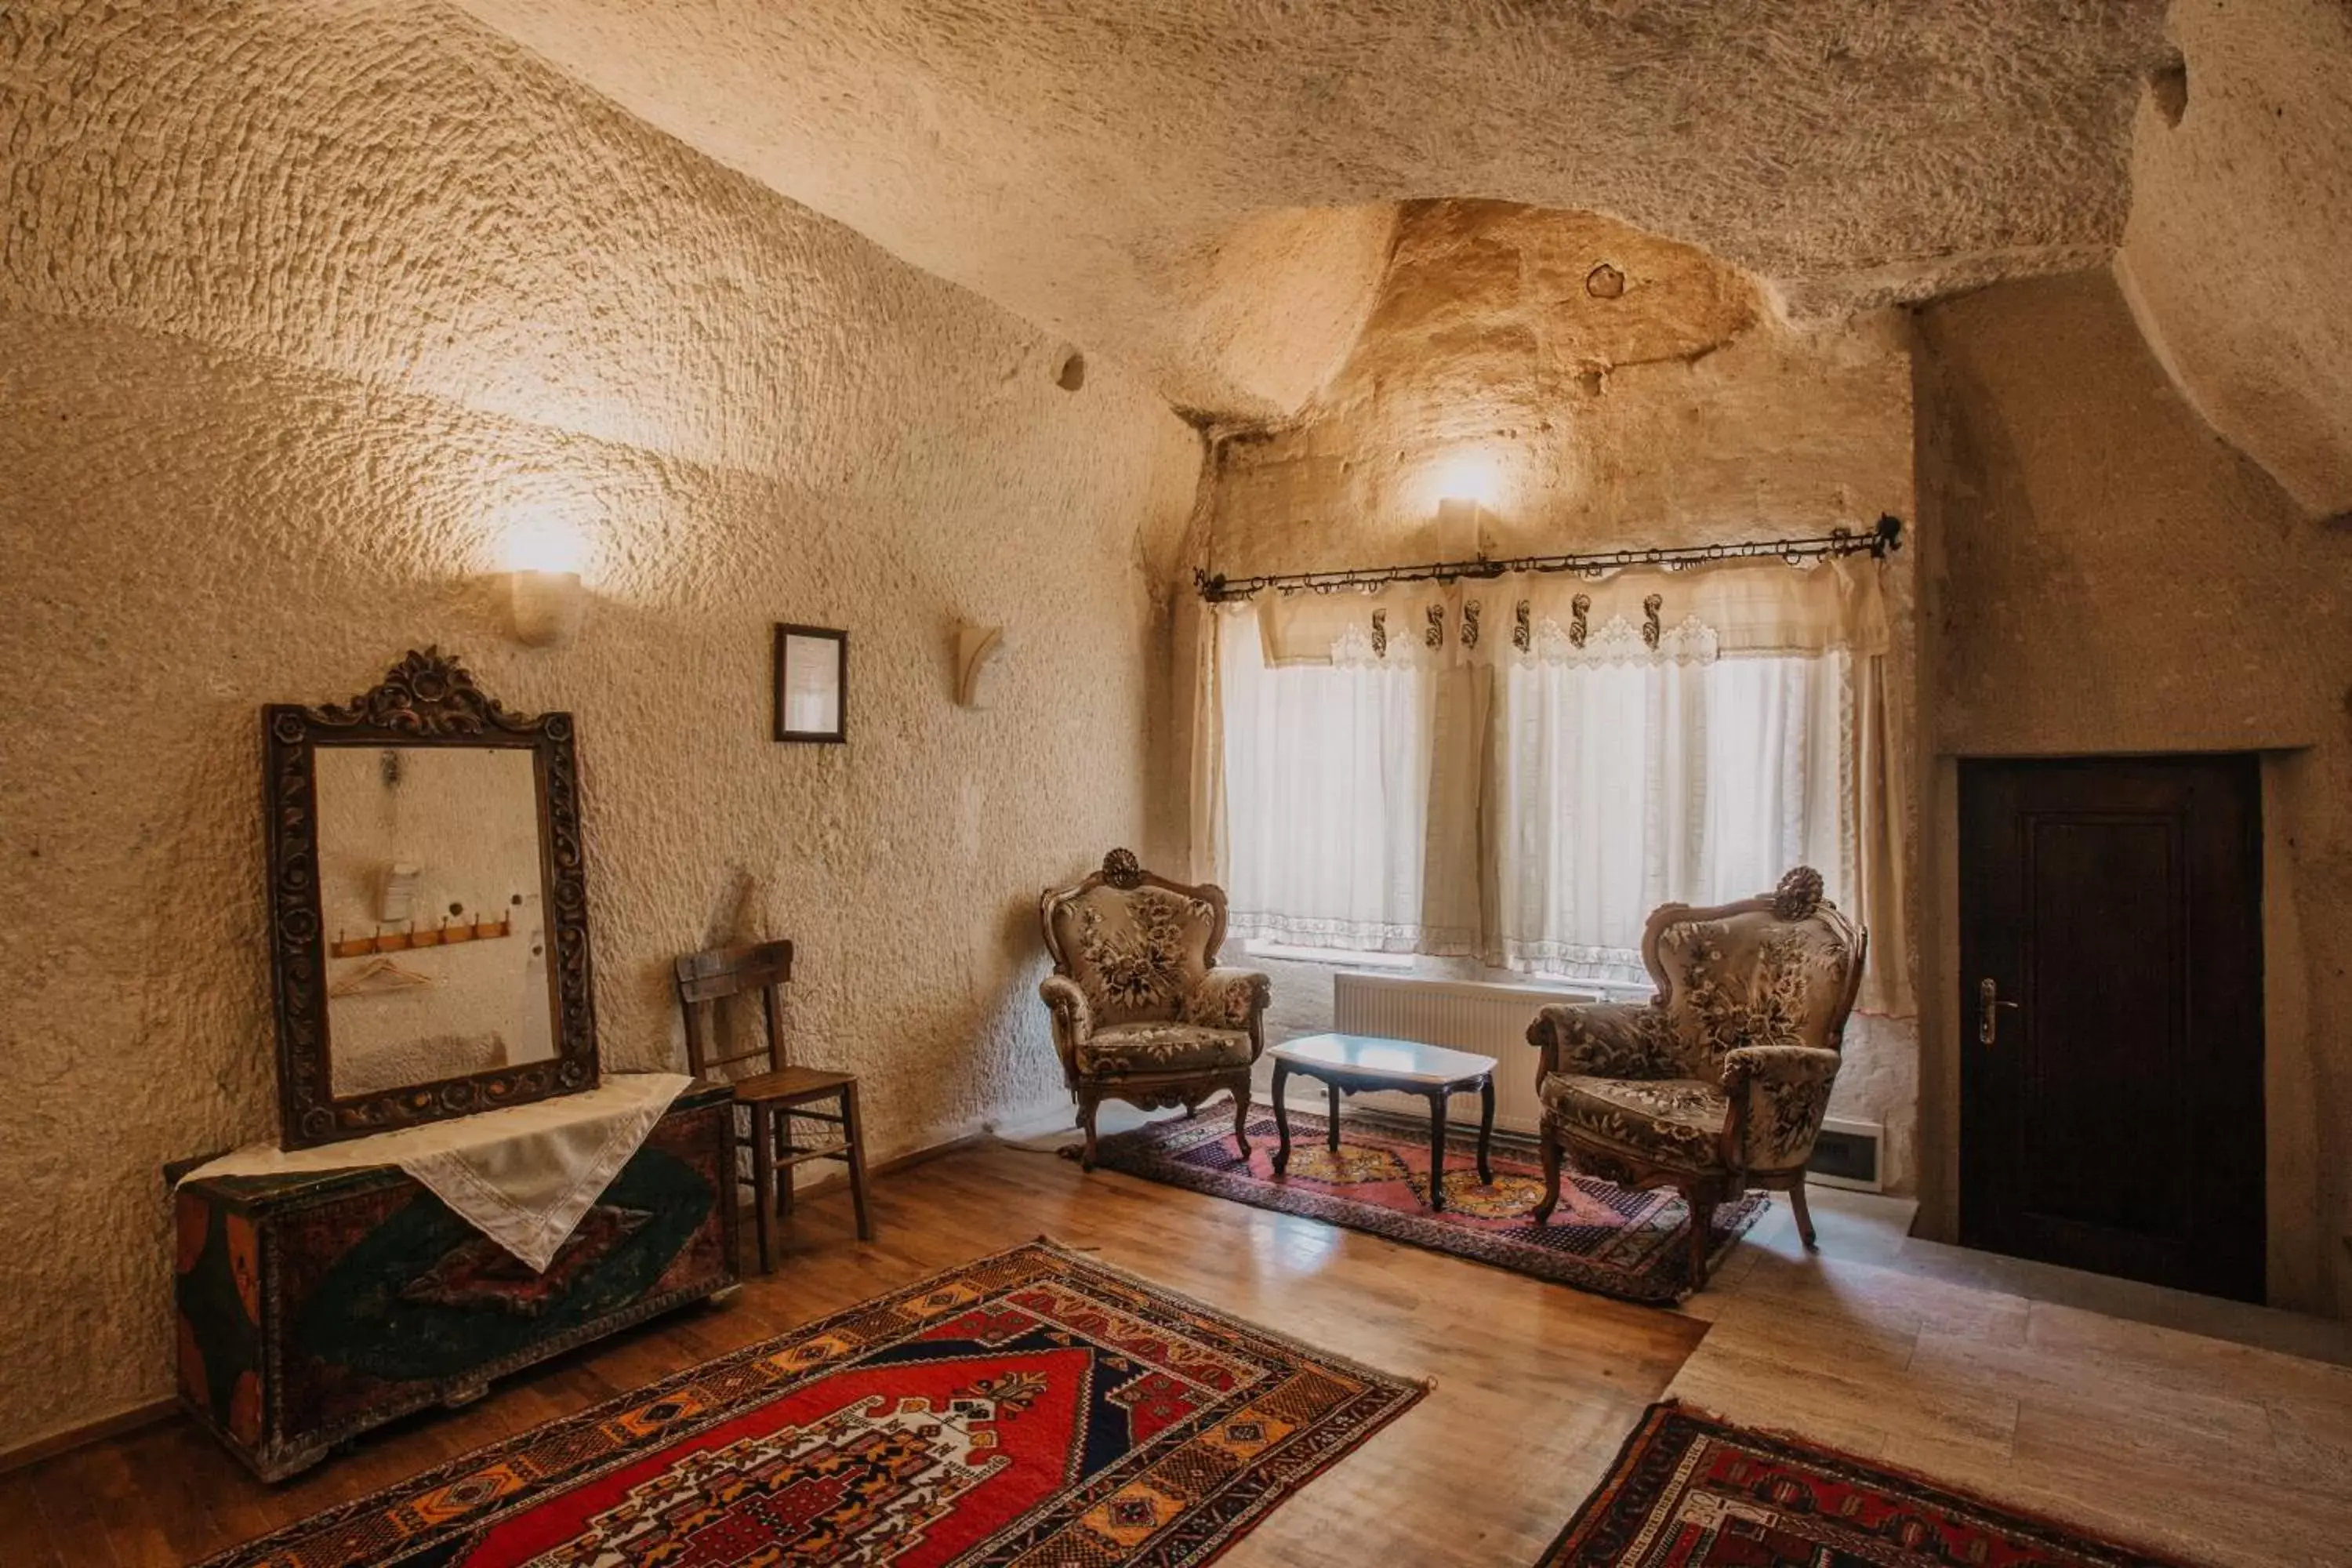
[[773, 624, 848, 743]]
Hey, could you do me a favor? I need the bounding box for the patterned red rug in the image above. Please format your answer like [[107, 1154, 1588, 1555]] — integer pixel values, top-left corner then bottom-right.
[[197, 1240, 1425, 1567], [1086, 1106, 1764, 1305], [1538, 1403, 2201, 1566]]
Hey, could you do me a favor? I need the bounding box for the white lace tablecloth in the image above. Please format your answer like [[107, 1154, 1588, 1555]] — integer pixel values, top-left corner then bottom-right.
[[178, 1073, 695, 1270]]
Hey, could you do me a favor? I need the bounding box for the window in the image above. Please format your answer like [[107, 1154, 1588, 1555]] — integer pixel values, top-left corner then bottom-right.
[[1220, 610, 1441, 954], [1214, 581, 1860, 983], [1488, 639, 1850, 984]]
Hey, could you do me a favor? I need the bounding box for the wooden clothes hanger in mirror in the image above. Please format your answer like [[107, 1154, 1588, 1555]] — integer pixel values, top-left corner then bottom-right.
[[328, 956, 437, 998]]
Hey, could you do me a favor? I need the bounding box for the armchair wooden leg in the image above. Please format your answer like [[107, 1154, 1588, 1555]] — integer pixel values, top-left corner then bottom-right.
[[1229, 1075, 1252, 1159], [1076, 1087, 1102, 1171], [1686, 1195, 1716, 1290], [1788, 1174, 1818, 1250], [1532, 1121, 1563, 1223]]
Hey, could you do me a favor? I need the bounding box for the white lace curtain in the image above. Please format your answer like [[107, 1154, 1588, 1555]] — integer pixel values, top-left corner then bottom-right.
[[1221, 618, 1444, 953], [1196, 556, 1913, 1013]]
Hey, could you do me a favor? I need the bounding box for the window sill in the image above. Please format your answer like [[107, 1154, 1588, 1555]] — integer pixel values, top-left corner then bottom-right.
[[1241, 940, 1417, 970]]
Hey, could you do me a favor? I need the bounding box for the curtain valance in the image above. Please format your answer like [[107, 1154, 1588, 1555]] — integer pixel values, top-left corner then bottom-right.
[[1253, 554, 1891, 668]]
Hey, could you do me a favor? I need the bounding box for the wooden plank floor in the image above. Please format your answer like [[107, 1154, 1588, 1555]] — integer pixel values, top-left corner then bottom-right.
[[13, 1135, 2350, 1565], [0, 1140, 1702, 1565]]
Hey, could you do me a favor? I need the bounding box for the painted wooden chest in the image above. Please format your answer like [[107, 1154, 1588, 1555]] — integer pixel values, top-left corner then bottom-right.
[[172, 1081, 738, 1480]]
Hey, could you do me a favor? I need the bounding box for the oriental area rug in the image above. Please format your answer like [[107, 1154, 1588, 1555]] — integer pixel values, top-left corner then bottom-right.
[[1537, 1403, 2200, 1568], [1085, 1106, 1763, 1305], [198, 1240, 1425, 1568]]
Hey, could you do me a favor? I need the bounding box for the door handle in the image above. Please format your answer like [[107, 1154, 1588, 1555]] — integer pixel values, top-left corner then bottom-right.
[[1978, 977, 2020, 1046]]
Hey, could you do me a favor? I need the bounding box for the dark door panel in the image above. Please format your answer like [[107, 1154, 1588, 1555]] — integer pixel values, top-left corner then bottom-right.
[[1958, 756, 2263, 1301]]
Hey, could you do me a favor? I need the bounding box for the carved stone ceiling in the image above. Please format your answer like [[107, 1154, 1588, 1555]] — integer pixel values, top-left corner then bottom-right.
[[449, 0, 2173, 423]]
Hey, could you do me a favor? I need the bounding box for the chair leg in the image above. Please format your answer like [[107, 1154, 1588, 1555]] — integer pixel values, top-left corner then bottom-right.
[[842, 1084, 873, 1243], [1788, 1173, 1818, 1250], [1686, 1195, 1716, 1290], [748, 1102, 775, 1276], [1229, 1074, 1251, 1158], [774, 1110, 794, 1219], [1532, 1122, 1563, 1223], [1076, 1087, 1102, 1171]]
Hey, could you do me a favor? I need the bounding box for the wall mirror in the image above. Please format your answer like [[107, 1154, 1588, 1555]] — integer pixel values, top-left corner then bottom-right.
[[263, 648, 599, 1148]]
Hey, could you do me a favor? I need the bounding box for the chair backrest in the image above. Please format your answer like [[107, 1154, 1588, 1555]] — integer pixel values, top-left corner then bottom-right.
[[1038, 848, 1227, 1029], [1638, 867, 1867, 1079], [673, 938, 793, 1079]]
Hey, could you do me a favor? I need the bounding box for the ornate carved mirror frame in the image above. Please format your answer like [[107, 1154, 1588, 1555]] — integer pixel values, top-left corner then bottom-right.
[[263, 648, 600, 1149]]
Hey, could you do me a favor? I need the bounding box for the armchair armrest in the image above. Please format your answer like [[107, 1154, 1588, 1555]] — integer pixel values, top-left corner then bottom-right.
[[1039, 973, 1094, 1070], [1720, 1044, 1842, 1172], [1183, 967, 1272, 1033], [1526, 1001, 1678, 1081]]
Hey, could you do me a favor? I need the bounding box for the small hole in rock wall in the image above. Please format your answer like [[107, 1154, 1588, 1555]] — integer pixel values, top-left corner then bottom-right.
[[2150, 58, 2187, 127], [1585, 263, 1625, 299], [1056, 350, 1087, 391]]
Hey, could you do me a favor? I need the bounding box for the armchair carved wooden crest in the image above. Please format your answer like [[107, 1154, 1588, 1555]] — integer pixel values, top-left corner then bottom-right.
[[1526, 866, 1866, 1289], [1039, 849, 1272, 1169]]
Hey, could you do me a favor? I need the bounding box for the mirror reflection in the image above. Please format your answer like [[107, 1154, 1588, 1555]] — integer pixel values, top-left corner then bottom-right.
[[314, 746, 554, 1098]]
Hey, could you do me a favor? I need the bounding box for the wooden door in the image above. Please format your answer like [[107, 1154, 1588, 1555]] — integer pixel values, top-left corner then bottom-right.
[[1958, 756, 2264, 1301]]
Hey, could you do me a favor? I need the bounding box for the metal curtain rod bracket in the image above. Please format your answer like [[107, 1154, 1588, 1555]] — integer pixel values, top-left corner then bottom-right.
[[1193, 514, 1903, 603]]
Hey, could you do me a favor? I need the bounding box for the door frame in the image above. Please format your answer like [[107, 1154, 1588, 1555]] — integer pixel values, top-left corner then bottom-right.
[[1916, 749, 2325, 1311], [1954, 753, 2264, 1301]]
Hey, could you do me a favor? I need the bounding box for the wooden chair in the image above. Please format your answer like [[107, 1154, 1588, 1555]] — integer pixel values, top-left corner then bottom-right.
[[673, 939, 872, 1274]]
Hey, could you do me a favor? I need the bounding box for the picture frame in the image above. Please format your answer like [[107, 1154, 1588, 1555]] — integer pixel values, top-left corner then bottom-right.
[[773, 623, 848, 743]]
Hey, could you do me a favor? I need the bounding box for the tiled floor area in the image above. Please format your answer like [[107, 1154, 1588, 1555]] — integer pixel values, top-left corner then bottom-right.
[[1679, 1188, 2352, 1566]]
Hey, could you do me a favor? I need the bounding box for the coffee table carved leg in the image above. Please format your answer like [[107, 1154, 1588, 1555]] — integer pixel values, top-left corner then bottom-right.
[[1327, 1081, 1341, 1151], [1427, 1090, 1449, 1211], [1476, 1076, 1495, 1185], [1270, 1061, 1292, 1174]]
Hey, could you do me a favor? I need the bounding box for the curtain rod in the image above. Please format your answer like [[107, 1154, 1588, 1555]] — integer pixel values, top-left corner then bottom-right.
[[1193, 514, 1903, 603]]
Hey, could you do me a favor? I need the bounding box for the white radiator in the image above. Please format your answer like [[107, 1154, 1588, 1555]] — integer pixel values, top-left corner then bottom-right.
[[1327, 972, 1613, 1134]]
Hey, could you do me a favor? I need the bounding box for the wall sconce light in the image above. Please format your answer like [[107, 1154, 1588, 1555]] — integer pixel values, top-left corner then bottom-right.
[[510, 572, 586, 647], [1424, 449, 1505, 514], [955, 622, 1008, 709], [499, 509, 590, 648], [1422, 449, 1504, 555]]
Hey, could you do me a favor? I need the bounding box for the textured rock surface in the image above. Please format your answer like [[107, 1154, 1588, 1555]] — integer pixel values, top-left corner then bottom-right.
[[0, 0, 1197, 1448], [450, 0, 2169, 419], [1192, 200, 1921, 1185], [1911, 270, 2352, 1316], [1202, 201, 1913, 577], [2118, 0, 2352, 517]]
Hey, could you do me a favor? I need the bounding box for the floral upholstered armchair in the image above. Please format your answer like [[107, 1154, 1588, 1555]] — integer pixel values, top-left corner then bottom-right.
[[1039, 849, 1272, 1169], [1527, 867, 1866, 1288]]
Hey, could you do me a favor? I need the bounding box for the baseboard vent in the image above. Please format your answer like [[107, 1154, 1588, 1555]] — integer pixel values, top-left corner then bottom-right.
[[1808, 1116, 1883, 1192]]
